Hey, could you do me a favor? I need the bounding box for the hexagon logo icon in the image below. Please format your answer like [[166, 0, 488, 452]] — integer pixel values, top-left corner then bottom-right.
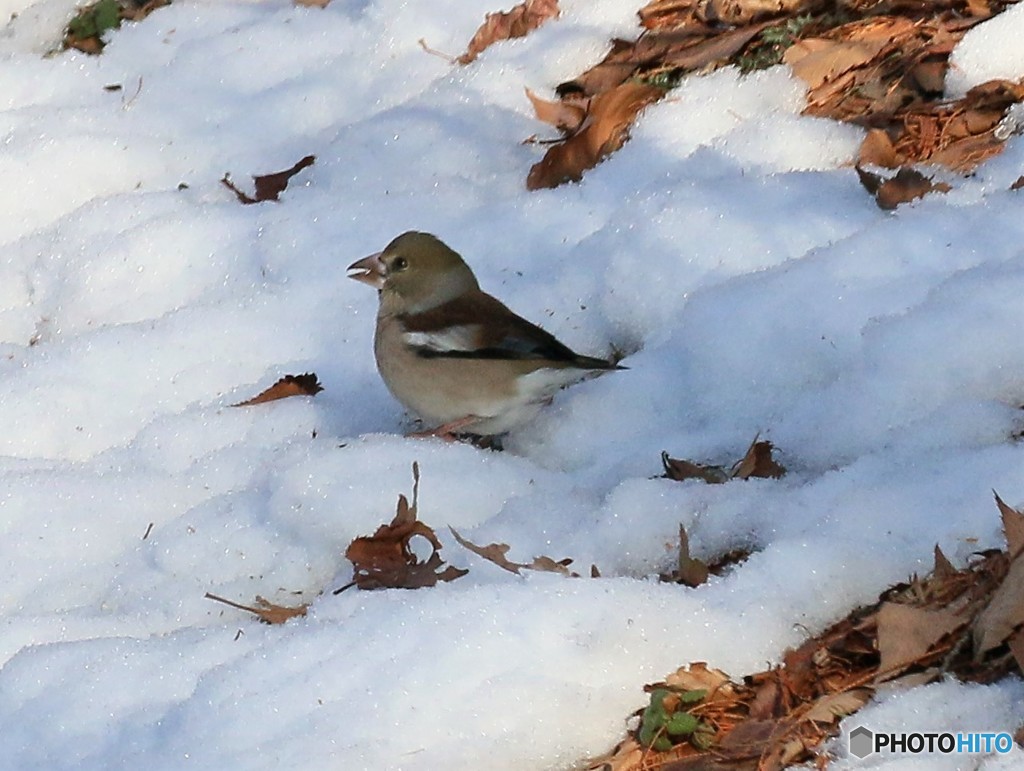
[[849, 726, 874, 758]]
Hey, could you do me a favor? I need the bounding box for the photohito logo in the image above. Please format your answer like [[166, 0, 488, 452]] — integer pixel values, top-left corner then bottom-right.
[[848, 726, 1015, 758]]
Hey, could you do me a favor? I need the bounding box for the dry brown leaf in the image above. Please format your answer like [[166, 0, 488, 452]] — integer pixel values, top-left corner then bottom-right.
[[222, 155, 315, 204], [698, 0, 820, 24], [449, 527, 577, 576], [1011, 175, 1024, 191], [233, 373, 323, 407], [458, 0, 559, 65], [527, 82, 663, 189], [875, 601, 966, 680], [933, 544, 957, 578], [973, 547, 1024, 657], [785, 38, 889, 91], [732, 439, 786, 479], [295, 0, 331, 6], [662, 662, 734, 694], [205, 592, 309, 624], [666, 524, 710, 588], [345, 464, 468, 590], [859, 129, 901, 168], [856, 166, 951, 210], [660, 21, 773, 70], [994, 491, 1024, 557], [525, 87, 587, 133], [662, 451, 729, 484]]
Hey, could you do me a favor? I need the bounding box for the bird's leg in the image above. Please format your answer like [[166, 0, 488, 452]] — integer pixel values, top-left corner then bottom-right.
[[407, 415, 481, 442]]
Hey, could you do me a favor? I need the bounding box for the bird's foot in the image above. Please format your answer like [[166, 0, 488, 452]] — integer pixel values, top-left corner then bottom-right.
[[407, 415, 481, 442]]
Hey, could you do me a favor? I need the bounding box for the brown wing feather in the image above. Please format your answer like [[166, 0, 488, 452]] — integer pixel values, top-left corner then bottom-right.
[[400, 291, 611, 366]]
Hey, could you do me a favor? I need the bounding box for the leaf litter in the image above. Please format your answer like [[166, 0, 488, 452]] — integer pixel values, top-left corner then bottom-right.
[[585, 493, 1024, 770], [517, 0, 1024, 194]]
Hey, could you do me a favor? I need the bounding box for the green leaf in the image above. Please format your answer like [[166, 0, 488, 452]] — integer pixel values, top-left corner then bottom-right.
[[678, 688, 707, 704], [666, 711, 699, 736]]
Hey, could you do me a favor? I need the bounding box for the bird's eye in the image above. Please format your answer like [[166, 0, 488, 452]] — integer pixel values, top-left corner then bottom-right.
[[391, 256, 409, 272]]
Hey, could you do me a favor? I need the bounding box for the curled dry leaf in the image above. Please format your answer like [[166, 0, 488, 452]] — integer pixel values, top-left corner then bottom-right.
[[222, 154, 316, 204], [345, 463, 468, 590], [527, 82, 663, 190], [449, 527, 577, 576], [204, 592, 309, 624], [458, 0, 559, 65], [233, 372, 323, 406]]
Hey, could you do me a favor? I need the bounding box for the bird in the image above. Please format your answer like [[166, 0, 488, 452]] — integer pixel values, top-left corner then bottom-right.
[[348, 231, 623, 439]]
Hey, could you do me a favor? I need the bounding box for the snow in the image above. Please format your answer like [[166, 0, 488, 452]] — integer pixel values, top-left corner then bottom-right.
[[0, 0, 1023, 769]]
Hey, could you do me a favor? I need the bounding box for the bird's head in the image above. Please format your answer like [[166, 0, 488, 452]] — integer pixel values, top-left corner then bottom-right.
[[348, 231, 480, 311]]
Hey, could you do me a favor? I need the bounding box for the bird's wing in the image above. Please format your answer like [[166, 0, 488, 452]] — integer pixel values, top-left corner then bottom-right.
[[399, 291, 587, 364]]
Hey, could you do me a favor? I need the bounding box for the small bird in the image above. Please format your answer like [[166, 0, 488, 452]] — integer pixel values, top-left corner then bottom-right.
[[348, 231, 623, 439]]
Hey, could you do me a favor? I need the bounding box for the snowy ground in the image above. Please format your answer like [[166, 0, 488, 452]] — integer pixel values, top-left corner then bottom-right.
[[1, 0, 1024, 768]]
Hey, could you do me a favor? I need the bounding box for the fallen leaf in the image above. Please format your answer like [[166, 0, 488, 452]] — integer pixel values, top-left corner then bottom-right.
[[295, 0, 331, 5], [527, 81, 663, 189], [973, 547, 1024, 658], [933, 544, 957, 578], [458, 0, 559, 65], [732, 438, 786, 479], [233, 373, 323, 406], [205, 592, 309, 624], [222, 155, 316, 204], [856, 165, 951, 210], [785, 38, 889, 91], [525, 87, 587, 133], [345, 463, 468, 589], [666, 524, 710, 588], [662, 451, 728, 484], [699, 0, 817, 25], [662, 662, 734, 694], [1007, 628, 1024, 673], [449, 527, 577, 576], [994, 491, 1024, 557], [875, 601, 966, 680], [804, 688, 873, 723], [64, 0, 121, 53], [660, 21, 773, 70], [1011, 175, 1024, 191]]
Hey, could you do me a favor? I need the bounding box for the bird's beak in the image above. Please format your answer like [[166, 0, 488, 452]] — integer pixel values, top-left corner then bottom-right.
[[347, 251, 386, 289]]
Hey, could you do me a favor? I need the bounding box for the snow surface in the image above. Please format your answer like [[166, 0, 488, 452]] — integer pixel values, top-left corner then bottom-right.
[[1, 0, 1024, 769]]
